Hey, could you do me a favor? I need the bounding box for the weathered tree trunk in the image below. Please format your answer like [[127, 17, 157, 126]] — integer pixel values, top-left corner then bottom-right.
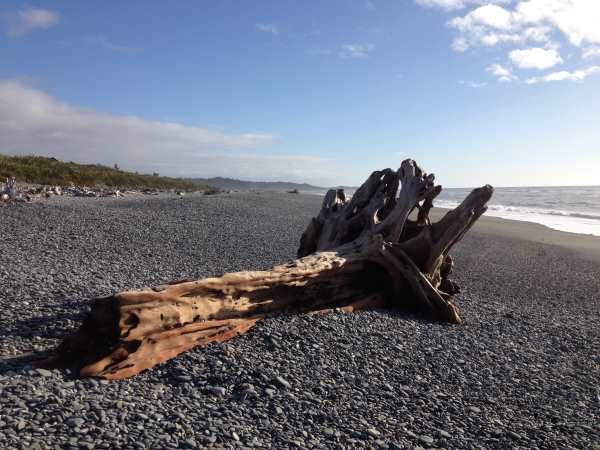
[[42, 159, 493, 380]]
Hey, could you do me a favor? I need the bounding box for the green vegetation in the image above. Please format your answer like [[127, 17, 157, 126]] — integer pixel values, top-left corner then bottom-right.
[[0, 154, 213, 190], [202, 186, 222, 195]]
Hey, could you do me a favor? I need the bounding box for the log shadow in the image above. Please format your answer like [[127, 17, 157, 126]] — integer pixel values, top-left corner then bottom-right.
[[0, 309, 88, 375], [0, 352, 52, 375], [2, 310, 88, 339]]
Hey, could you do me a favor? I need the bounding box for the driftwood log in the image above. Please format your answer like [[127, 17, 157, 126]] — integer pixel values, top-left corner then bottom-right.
[[42, 159, 493, 380], [0, 176, 17, 204]]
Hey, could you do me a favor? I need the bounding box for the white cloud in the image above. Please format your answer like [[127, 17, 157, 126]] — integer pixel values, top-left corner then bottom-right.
[[448, 0, 600, 51], [478, 26, 551, 46], [449, 26, 552, 51], [0, 80, 332, 182], [339, 44, 375, 58], [450, 4, 514, 31], [86, 36, 142, 54], [7, 7, 59, 37], [514, 0, 600, 46], [451, 36, 470, 52], [447, 5, 554, 51], [417, 0, 466, 9], [509, 47, 563, 69], [525, 65, 600, 83], [418, 0, 600, 84], [255, 23, 279, 35], [416, 0, 511, 10], [582, 46, 600, 59], [486, 63, 518, 81]]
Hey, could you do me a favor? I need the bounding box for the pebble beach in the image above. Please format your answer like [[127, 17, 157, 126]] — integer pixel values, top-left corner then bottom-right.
[[1, 192, 598, 450]]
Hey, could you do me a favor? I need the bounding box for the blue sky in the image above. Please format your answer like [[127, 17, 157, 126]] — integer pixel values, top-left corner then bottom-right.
[[1, 0, 599, 187]]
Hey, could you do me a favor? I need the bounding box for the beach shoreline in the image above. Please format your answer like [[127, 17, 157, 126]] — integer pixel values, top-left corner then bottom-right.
[[431, 208, 600, 263]]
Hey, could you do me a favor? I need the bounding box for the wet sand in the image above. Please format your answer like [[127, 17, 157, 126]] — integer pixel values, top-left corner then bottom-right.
[[431, 208, 600, 263]]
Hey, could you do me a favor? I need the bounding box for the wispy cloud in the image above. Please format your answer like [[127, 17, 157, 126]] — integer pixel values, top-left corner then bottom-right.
[[6, 7, 60, 38], [486, 63, 517, 82], [0, 79, 335, 183], [582, 46, 600, 60], [416, 0, 511, 11], [86, 35, 142, 54], [339, 44, 375, 59], [255, 23, 279, 35], [147, 154, 332, 182], [460, 80, 488, 88], [525, 66, 600, 84]]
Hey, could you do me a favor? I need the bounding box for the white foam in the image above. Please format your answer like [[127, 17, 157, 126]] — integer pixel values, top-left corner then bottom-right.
[[435, 200, 600, 237]]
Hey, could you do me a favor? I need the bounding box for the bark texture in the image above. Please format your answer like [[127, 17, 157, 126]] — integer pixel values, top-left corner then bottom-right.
[[42, 159, 493, 380]]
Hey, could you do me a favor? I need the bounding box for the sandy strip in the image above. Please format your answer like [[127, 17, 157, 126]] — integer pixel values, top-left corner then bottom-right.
[[431, 208, 600, 263]]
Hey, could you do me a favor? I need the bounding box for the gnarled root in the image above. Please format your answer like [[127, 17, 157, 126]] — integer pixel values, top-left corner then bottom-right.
[[41, 159, 493, 380]]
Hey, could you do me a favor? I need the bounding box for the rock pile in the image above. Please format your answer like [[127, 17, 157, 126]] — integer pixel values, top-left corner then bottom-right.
[[63, 184, 122, 198], [0, 177, 28, 206], [0, 178, 201, 206]]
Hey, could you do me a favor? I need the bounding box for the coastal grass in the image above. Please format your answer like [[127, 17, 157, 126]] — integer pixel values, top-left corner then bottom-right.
[[0, 154, 213, 190]]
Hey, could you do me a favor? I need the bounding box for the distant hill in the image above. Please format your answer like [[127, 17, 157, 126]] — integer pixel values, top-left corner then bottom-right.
[[0, 154, 213, 190], [191, 177, 331, 193]]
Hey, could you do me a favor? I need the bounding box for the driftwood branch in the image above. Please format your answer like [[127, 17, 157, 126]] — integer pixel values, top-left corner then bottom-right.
[[1, 177, 17, 204], [41, 159, 493, 380]]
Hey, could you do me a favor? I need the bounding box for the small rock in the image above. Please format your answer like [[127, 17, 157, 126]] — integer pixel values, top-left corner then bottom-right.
[[419, 435, 434, 445], [265, 388, 276, 397], [206, 386, 226, 396], [182, 439, 196, 448], [66, 417, 85, 428], [468, 406, 481, 413], [35, 368, 53, 377], [438, 429, 452, 439], [274, 376, 291, 389], [367, 428, 381, 437]]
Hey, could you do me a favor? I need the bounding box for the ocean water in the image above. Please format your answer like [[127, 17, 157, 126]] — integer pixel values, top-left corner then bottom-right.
[[310, 185, 600, 237], [436, 186, 600, 237]]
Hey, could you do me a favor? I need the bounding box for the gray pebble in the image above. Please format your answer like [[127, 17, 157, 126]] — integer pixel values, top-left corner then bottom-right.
[[274, 376, 291, 389], [206, 386, 226, 396], [34, 368, 53, 377]]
